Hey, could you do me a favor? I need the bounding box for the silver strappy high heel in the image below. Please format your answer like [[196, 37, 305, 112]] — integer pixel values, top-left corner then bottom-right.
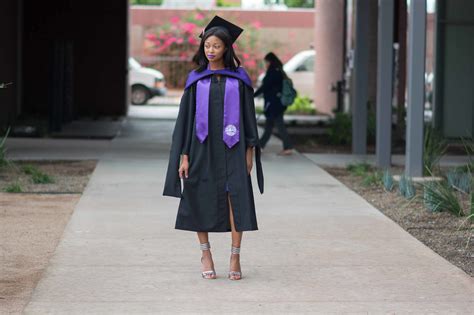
[[200, 242, 216, 279], [228, 246, 242, 280]]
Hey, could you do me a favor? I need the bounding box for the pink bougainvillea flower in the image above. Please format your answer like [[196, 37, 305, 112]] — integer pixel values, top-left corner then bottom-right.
[[171, 16, 180, 24], [164, 37, 177, 46], [242, 53, 250, 59], [195, 12, 205, 20], [252, 21, 262, 29], [182, 22, 197, 33], [232, 43, 238, 49], [244, 59, 257, 68], [176, 37, 184, 44], [146, 33, 157, 40], [188, 36, 199, 45]]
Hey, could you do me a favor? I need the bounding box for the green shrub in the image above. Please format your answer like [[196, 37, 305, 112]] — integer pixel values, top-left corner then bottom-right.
[[456, 173, 471, 194], [326, 109, 376, 145], [454, 136, 473, 174], [21, 164, 54, 184], [0, 127, 11, 168], [460, 136, 473, 165], [255, 95, 315, 116], [423, 124, 447, 176], [398, 174, 416, 199], [216, 0, 238, 7], [31, 172, 54, 184], [423, 182, 439, 212], [4, 182, 22, 193], [454, 162, 474, 174], [362, 171, 382, 187], [346, 162, 382, 187], [347, 162, 371, 176], [285, 0, 315, 8], [285, 95, 317, 115], [22, 164, 39, 175], [382, 169, 394, 191], [328, 112, 351, 145], [447, 169, 471, 194], [423, 181, 463, 216], [446, 169, 457, 187]]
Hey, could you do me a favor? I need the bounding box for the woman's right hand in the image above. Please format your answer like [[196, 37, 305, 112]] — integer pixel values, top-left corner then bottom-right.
[[178, 154, 189, 179]]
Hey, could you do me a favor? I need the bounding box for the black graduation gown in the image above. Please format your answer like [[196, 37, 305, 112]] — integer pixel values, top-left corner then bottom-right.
[[163, 74, 264, 232]]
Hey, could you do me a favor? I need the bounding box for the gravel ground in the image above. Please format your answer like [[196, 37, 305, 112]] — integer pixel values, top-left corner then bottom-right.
[[0, 160, 97, 314], [323, 166, 473, 277], [0, 160, 97, 193]]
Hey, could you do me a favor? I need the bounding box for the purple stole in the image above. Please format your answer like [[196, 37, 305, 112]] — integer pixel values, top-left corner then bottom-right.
[[185, 66, 253, 148]]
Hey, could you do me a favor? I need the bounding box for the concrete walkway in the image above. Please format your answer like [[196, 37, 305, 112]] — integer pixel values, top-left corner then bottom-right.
[[18, 113, 474, 313]]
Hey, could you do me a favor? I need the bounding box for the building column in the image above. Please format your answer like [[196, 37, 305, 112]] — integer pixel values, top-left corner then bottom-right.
[[313, 0, 344, 115], [352, 0, 370, 154], [375, 0, 395, 168], [0, 0, 19, 129], [405, 0, 426, 177]]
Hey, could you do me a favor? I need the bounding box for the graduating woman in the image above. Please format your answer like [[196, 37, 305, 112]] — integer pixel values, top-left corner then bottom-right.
[[163, 15, 264, 280]]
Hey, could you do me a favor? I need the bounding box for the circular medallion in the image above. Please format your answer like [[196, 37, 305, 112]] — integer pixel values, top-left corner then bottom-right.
[[225, 124, 237, 136]]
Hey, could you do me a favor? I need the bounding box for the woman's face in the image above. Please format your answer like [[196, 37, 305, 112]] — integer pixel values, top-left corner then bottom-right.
[[204, 35, 226, 64]]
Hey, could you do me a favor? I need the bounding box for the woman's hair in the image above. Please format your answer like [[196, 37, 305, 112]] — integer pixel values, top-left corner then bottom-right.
[[264, 52, 283, 69], [264, 52, 288, 78], [192, 26, 241, 72]]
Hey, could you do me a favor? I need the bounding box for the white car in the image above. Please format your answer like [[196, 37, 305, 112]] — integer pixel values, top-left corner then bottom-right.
[[257, 50, 315, 100], [129, 57, 167, 105]]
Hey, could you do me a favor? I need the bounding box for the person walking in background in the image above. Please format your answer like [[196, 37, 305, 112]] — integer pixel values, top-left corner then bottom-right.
[[254, 52, 294, 155]]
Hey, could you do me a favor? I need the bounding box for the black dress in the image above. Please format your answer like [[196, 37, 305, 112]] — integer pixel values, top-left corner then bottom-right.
[[163, 73, 264, 232]]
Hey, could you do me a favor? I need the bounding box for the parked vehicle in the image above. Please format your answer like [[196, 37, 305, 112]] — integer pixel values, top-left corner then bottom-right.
[[129, 57, 167, 105], [257, 49, 315, 100]]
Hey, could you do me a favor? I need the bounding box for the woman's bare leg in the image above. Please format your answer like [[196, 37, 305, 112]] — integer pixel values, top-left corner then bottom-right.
[[197, 232, 215, 278], [197, 232, 209, 245], [228, 194, 242, 278]]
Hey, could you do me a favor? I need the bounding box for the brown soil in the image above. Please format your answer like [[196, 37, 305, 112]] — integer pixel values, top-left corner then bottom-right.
[[0, 160, 97, 193], [323, 166, 473, 277], [0, 160, 97, 314], [292, 134, 469, 155], [291, 134, 402, 154]]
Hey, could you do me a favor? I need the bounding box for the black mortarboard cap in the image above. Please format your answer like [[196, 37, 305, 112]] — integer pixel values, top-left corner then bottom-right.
[[199, 15, 243, 43]]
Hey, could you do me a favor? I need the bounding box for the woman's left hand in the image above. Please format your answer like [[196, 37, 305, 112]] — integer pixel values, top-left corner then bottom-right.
[[246, 147, 254, 175]]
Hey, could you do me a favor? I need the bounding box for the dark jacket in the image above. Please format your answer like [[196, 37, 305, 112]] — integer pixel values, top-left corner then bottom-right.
[[254, 66, 286, 118]]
